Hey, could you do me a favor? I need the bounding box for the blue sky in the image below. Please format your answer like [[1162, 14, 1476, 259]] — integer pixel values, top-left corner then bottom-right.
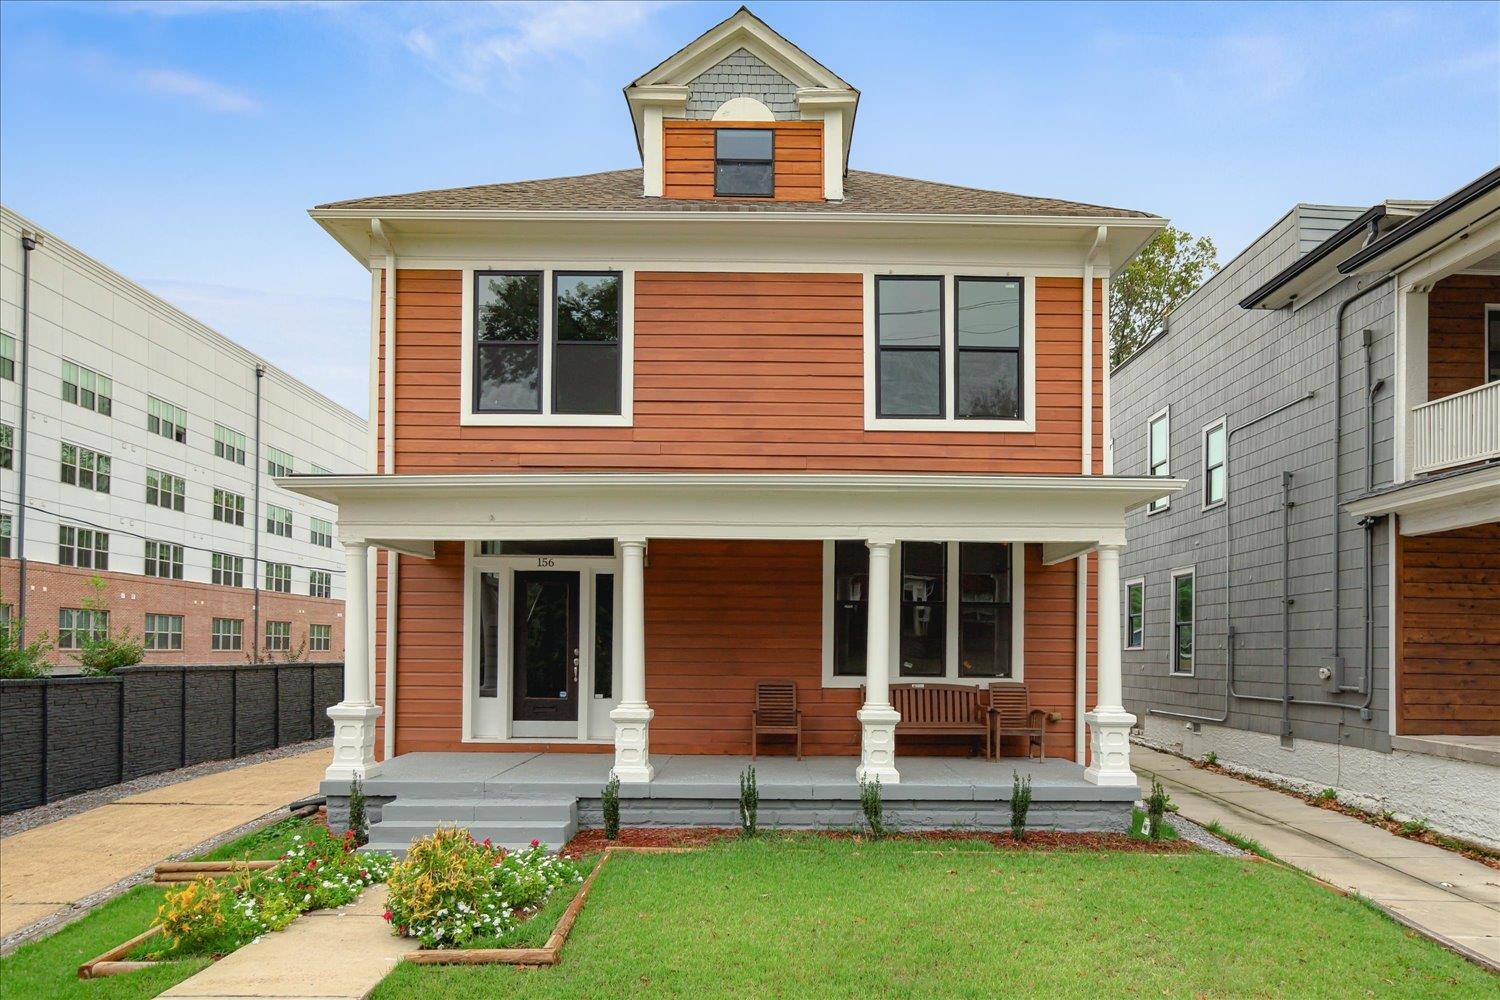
[[2, 0, 1496, 416]]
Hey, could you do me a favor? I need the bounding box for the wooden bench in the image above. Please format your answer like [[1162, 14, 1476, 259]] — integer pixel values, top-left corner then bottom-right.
[[885, 682, 990, 758], [986, 682, 1049, 760]]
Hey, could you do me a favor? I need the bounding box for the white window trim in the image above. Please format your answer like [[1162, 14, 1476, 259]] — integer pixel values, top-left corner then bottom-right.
[[1201, 416, 1227, 511], [1147, 405, 1171, 513], [1123, 576, 1145, 651], [1169, 566, 1195, 677], [863, 271, 1037, 432], [821, 540, 1025, 688], [459, 266, 635, 428]]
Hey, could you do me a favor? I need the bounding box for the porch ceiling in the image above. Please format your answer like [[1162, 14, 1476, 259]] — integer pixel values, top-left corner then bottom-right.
[[276, 472, 1185, 549]]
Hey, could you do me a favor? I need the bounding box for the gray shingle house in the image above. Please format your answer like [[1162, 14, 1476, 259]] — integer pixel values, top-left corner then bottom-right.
[[1111, 168, 1500, 848]]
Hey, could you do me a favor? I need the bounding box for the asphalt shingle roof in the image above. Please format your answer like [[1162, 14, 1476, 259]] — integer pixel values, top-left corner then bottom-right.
[[315, 169, 1156, 218]]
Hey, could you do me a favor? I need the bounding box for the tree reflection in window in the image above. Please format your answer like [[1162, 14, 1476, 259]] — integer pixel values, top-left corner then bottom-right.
[[475, 272, 542, 412]]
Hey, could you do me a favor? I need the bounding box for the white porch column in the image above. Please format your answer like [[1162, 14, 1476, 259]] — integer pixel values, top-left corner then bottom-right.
[[610, 539, 653, 783], [326, 541, 382, 782], [856, 539, 900, 784], [1084, 544, 1137, 786]]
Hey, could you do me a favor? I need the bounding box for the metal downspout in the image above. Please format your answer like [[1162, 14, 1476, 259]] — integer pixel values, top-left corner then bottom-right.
[[1280, 471, 1295, 739], [14, 232, 39, 641]]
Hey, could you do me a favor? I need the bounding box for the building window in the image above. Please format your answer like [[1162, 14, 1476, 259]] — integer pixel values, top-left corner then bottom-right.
[[714, 128, 774, 197], [553, 273, 622, 415], [831, 541, 869, 677], [0, 513, 10, 558], [955, 278, 1023, 420], [265, 620, 292, 652], [309, 569, 332, 599], [61, 443, 111, 493], [58, 608, 108, 649], [898, 542, 947, 677], [265, 562, 292, 593], [265, 504, 292, 538], [309, 517, 333, 548], [957, 542, 1013, 677], [0, 332, 15, 381], [214, 424, 247, 465], [213, 488, 246, 526], [0, 602, 11, 640], [474, 271, 541, 413], [61, 360, 112, 415], [144, 613, 183, 651], [212, 617, 243, 651], [58, 525, 109, 569], [309, 623, 331, 652], [266, 447, 294, 478], [0, 422, 12, 470], [309, 463, 332, 475], [1487, 306, 1500, 384], [146, 469, 186, 512], [1124, 579, 1144, 650], [146, 396, 188, 443], [1203, 419, 1226, 509], [145, 540, 184, 579], [876, 276, 944, 418], [212, 552, 244, 587], [1171, 569, 1195, 675], [1147, 407, 1171, 512]]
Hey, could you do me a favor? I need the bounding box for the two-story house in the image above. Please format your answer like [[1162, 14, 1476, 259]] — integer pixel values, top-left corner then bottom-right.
[[1113, 167, 1499, 848], [284, 8, 1177, 847]]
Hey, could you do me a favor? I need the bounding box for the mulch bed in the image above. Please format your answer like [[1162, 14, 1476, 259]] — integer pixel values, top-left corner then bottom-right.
[[564, 827, 1194, 855], [1189, 760, 1500, 870]]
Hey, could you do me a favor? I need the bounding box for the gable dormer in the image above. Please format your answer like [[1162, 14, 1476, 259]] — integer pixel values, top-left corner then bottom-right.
[[625, 7, 859, 202]]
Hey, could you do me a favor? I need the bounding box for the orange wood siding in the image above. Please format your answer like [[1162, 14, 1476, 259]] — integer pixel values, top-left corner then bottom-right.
[[1427, 273, 1499, 400], [387, 270, 1097, 475], [380, 540, 1087, 762], [1396, 523, 1500, 736], [663, 120, 823, 202]]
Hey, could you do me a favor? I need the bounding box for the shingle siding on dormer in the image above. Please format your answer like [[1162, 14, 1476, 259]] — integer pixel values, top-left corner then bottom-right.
[[684, 47, 799, 119]]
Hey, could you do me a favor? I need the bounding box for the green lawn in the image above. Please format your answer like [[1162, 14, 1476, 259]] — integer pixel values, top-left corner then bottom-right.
[[372, 836, 1493, 1000], [0, 816, 315, 1000]]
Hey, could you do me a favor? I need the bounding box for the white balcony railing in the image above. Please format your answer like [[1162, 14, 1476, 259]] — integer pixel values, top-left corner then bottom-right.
[[1410, 380, 1500, 475]]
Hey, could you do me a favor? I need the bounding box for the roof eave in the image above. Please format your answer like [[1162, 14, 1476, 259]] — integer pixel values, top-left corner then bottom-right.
[[308, 206, 1164, 227], [1338, 166, 1500, 276]]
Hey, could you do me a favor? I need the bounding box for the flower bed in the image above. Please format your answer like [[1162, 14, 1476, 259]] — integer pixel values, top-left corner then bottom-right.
[[563, 826, 1197, 855], [384, 828, 584, 949]]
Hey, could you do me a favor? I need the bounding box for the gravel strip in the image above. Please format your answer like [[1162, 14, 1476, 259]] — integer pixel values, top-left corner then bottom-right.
[[1171, 813, 1247, 857], [1, 738, 330, 837]]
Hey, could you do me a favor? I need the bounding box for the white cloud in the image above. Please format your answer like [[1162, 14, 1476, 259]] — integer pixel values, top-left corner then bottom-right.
[[136, 67, 260, 113]]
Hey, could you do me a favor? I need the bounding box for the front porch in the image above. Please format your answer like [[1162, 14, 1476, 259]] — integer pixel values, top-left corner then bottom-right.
[[327, 751, 1139, 852]]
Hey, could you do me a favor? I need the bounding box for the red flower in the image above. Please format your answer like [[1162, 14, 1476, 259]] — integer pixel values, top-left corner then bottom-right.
[[530, 839, 540, 848], [307, 860, 317, 871], [382, 910, 393, 922], [483, 837, 492, 848]]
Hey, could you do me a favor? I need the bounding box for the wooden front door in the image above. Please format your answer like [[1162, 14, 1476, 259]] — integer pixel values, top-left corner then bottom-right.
[[512, 571, 580, 722]]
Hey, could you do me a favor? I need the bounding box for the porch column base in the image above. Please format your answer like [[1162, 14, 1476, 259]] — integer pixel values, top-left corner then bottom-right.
[[610, 704, 654, 783], [1083, 707, 1137, 786], [325, 703, 383, 783], [856, 705, 901, 784]]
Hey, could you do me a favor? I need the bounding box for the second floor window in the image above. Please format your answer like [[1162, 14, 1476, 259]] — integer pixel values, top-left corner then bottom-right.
[[59, 525, 108, 569], [309, 517, 333, 548], [265, 504, 292, 538], [1203, 419, 1226, 508], [213, 488, 246, 526], [955, 278, 1023, 420], [0, 332, 14, 380], [0, 422, 12, 470], [876, 276, 943, 418], [62, 360, 112, 415], [215, 424, 247, 465], [212, 552, 244, 587], [266, 447, 294, 478], [147, 396, 188, 443], [473, 270, 622, 417], [0, 513, 11, 558], [61, 443, 111, 493], [714, 128, 774, 197], [1147, 408, 1171, 513], [265, 562, 292, 593], [146, 469, 186, 512], [145, 540, 184, 579], [309, 569, 332, 598]]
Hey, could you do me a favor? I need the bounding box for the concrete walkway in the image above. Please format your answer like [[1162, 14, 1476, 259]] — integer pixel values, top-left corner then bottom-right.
[[0, 748, 330, 941], [160, 884, 415, 1000], [1135, 747, 1500, 970]]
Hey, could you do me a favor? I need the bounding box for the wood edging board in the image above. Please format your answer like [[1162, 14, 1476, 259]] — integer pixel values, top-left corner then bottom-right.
[[78, 925, 164, 979]]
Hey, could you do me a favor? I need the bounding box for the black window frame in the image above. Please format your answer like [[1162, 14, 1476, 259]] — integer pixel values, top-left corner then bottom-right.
[[1125, 579, 1144, 650], [713, 127, 775, 198], [954, 276, 1025, 421], [898, 541, 947, 678], [473, 269, 544, 415], [832, 540, 871, 677], [956, 541, 1013, 679], [875, 275, 946, 420], [551, 270, 624, 416], [1171, 570, 1195, 676]]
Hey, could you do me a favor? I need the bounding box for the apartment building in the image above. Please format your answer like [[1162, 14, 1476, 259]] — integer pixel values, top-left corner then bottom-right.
[[0, 205, 366, 666]]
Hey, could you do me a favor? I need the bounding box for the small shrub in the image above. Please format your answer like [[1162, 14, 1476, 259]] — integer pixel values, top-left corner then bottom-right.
[[154, 877, 233, 956], [1010, 769, 1033, 841], [601, 775, 621, 840], [346, 777, 369, 847], [0, 619, 53, 678], [1318, 788, 1338, 802], [385, 827, 583, 948], [1145, 776, 1170, 841], [72, 577, 144, 675], [738, 765, 758, 838], [1400, 818, 1430, 837], [859, 776, 885, 839], [1203, 751, 1218, 766]]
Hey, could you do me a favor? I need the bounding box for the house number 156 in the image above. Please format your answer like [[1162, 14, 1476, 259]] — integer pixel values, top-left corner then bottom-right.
[[536, 557, 555, 567]]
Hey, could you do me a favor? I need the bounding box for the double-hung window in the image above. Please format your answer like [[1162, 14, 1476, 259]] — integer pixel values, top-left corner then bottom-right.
[[1203, 419, 1226, 508], [0, 333, 14, 381], [955, 278, 1023, 420], [1171, 569, 1195, 675], [1147, 408, 1171, 512], [1124, 579, 1145, 650], [714, 128, 774, 197], [472, 270, 624, 418], [875, 276, 944, 418]]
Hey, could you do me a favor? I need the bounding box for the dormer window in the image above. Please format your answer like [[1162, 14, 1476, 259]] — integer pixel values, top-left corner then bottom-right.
[[714, 128, 774, 197]]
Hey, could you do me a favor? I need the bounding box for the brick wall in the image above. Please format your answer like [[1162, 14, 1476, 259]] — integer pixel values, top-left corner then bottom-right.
[[0, 560, 345, 667], [0, 662, 342, 814]]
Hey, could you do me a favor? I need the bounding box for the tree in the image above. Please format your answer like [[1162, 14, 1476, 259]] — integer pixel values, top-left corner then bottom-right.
[[1109, 226, 1220, 369]]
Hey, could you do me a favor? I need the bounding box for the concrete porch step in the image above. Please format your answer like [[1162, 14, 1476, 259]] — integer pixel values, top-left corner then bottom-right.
[[364, 796, 579, 857]]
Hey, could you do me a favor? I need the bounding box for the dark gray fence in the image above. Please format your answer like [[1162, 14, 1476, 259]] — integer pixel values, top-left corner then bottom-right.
[[0, 662, 343, 814]]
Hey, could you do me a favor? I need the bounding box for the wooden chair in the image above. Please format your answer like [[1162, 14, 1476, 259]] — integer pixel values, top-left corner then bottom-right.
[[752, 680, 802, 760], [986, 682, 1048, 760]]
